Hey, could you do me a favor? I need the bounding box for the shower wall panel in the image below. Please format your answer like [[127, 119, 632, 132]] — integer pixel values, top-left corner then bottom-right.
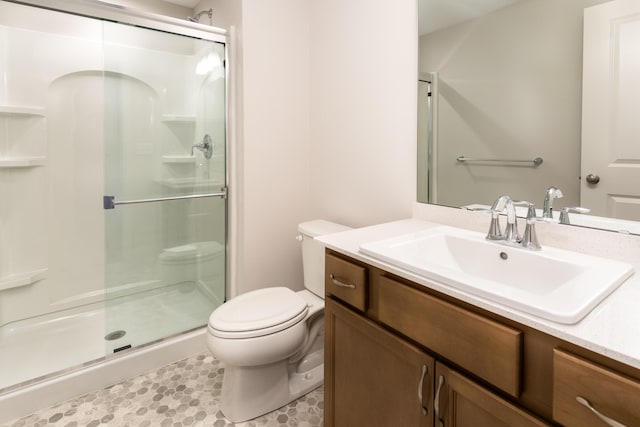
[[0, 1, 225, 327]]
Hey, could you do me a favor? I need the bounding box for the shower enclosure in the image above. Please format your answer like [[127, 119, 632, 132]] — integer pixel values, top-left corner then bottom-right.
[[0, 0, 227, 392]]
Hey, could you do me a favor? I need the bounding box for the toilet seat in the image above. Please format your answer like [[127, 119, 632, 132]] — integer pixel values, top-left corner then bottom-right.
[[208, 287, 308, 339]]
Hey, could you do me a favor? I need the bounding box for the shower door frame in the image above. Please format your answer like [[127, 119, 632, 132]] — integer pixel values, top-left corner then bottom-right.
[[0, 0, 235, 419], [7, 0, 227, 43]]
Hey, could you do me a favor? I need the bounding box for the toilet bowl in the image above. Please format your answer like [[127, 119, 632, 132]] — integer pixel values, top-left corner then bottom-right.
[[205, 220, 351, 422]]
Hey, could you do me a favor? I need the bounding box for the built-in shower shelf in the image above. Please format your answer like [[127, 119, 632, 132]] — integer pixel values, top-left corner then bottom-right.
[[159, 177, 222, 190], [0, 157, 46, 168], [162, 155, 197, 164], [161, 114, 196, 124], [0, 105, 45, 117], [0, 268, 47, 291]]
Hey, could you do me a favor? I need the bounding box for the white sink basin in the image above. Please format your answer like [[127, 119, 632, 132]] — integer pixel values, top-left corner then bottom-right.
[[359, 226, 634, 324]]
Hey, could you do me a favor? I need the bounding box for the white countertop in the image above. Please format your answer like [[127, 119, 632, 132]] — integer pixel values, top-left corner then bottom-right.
[[318, 216, 640, 370]]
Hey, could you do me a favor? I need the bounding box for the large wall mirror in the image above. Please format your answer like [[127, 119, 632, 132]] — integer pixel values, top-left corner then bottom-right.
[[417, 0, 640, 234]]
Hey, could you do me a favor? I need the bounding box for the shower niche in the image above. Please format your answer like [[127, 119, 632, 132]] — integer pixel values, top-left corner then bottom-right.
[[0, 106, 46, 167]]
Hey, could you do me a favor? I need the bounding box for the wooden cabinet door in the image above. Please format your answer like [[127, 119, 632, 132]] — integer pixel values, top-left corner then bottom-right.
[[553, 349, 640, 427], [325, 298, 434, 427], [434, 362, 550, 427]]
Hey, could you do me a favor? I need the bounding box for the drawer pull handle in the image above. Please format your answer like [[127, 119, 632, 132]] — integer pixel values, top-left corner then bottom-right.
[[329, 274, 356, 289], [418, 364, 428, 415], [576, 396, 627, 427], [434, 375, 445, 427]]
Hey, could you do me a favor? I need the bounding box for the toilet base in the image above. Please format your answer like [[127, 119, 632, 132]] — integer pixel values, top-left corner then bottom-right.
[[220, 356, 324, 422]]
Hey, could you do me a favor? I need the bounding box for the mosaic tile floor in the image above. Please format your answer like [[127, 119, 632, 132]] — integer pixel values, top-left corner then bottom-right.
[[2, 353, 323, 427]]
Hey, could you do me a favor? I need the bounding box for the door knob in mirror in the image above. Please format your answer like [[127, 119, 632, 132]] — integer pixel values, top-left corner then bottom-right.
[[585, 174, 600, 184]]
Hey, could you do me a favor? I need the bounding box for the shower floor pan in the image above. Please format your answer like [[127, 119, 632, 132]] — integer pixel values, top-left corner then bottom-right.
[[0, 281, 217, 391]]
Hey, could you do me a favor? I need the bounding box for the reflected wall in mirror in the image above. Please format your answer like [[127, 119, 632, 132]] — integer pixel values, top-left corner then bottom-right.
[[417, 0, 640, 235]]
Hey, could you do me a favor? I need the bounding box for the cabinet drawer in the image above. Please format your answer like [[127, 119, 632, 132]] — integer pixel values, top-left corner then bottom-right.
[[553, 349, 640, 427], [378, 276, 522, 397], [325, 254, 367, 311]]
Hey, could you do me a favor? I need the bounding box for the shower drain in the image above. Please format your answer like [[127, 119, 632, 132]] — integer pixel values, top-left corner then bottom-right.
[[105, 330, 126, 341]]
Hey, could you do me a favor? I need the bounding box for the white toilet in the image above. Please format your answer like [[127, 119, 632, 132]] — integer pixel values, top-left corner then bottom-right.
[[205, 220, 350, 422]]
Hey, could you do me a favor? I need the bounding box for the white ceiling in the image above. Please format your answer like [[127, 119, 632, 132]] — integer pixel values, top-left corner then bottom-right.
[[164, 0, 199, 8], [164, 0, 523, 35], [419, 0, 523, 35]]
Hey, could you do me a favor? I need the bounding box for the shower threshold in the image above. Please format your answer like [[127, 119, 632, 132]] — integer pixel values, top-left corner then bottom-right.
[[0, 281, 217, 391]]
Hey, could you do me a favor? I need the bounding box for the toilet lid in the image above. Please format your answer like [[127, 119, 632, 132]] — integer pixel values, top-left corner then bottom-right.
[[208, 287, 308, 339]]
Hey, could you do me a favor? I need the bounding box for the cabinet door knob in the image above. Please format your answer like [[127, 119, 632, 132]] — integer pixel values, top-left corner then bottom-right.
[[576, 396, 627, 427], [585, 174, 600, 184]]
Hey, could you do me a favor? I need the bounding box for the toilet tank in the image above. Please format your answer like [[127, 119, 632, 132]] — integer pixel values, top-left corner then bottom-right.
[[298, 220, 352, 298]]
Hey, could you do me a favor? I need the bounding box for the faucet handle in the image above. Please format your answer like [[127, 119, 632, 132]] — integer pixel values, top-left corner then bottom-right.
[[486, 210, 504, 240], [469, 206, 503, 240], [502, 198, 521, 244], [517, 201, 541, 250], [559, 207, 590, 225], [484, 195, 511, 240], [521, 217, 541, 250], [513, 200, 537, 221]]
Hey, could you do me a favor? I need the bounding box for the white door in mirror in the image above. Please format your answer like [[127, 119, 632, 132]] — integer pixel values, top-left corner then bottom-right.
[[581, 0, 640, 220]]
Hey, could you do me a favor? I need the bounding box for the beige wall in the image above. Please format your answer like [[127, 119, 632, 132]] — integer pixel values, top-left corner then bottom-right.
[[199, 0, 417, 296], [309, 0, 418, 227]]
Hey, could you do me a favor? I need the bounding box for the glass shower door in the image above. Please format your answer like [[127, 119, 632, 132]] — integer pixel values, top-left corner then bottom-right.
[[101, 22, 226, 353]]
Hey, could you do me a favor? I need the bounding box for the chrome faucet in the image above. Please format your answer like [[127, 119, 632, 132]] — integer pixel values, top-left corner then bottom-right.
[[486, 196, 542, 249], [486, 195, 519, 244], [542, 186, 563, 219], [192, 134, 213, 159]]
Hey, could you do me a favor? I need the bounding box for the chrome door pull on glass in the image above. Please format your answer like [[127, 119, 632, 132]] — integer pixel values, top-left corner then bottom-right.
[[329, 274, 355, 289], [576, 396, 627, 427], [103, 188, 227, 210]]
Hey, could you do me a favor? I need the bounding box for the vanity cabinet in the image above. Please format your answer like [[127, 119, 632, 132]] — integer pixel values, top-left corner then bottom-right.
[[553, 349, 640, 426], [435, 362, 549, 427], [325, 298, 434, 427], [378, 275, 522, 398], [325, 253, 367, 312], [324, 249, 640, 427]]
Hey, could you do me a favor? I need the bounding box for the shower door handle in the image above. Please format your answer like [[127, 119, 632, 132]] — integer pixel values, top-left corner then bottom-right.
[[103, 188, 227, 209]]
